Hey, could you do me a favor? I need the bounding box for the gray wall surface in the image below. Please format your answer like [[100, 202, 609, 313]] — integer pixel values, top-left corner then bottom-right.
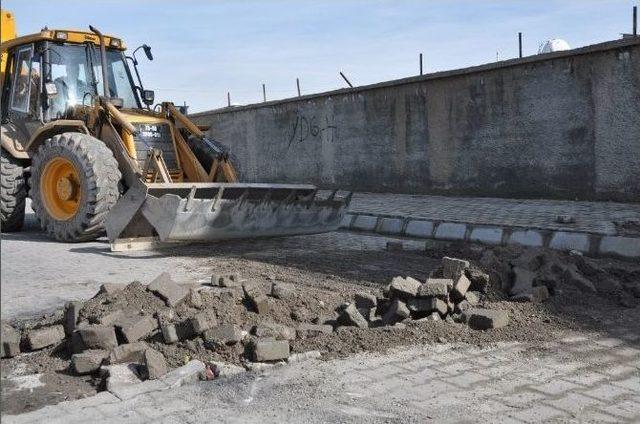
[[191, 38, 640, 202]]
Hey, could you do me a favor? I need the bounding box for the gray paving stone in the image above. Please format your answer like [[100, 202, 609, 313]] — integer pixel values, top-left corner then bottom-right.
[[531, 379, 582, 395], [469, 227, 503, 245], [434, 222, 467, 240], [545, 392, 604, 415], [377, 217, 403, 234], [581, 383, 633, 401], [405, 220, 434, 237], [512, 405, 567, 422]]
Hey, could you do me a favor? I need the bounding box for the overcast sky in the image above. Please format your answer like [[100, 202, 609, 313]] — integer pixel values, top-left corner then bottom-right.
[[4, 0, 637, 112]]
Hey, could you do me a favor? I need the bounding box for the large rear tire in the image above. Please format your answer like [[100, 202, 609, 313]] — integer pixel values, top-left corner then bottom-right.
[[29, 133, 121, 242], [0, 148, 27, 232]]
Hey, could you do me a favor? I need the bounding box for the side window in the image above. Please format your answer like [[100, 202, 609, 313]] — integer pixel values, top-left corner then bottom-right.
[[10, 45, 34, 113]]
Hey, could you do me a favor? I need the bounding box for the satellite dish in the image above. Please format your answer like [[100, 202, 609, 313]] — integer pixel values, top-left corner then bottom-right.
[[538, 39, 571, 54]]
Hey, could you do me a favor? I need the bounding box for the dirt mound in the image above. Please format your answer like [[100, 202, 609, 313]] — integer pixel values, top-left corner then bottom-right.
[[2, 243, 639, 415]]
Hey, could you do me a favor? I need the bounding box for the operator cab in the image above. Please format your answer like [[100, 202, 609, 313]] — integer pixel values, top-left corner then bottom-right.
[[1, 29, 154, 140]]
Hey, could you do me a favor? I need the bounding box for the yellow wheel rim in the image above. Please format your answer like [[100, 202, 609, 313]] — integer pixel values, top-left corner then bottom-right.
[[40, 157, 82, 220]]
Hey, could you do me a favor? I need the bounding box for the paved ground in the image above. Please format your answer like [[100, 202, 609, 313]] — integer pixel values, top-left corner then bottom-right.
[[5, 329, 639, 423], [2, 199, 639, 423], [347, 192, 640, 236], [0, 202, 425, 320]]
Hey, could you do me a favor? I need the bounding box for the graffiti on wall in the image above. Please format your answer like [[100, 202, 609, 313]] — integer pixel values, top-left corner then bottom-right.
[[286, 114, 338, 149]]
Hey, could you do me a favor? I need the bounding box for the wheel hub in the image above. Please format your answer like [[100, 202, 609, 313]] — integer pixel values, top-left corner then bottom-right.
[[41, 157, 81, 220]]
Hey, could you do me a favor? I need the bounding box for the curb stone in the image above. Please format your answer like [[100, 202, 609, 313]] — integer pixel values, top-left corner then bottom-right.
[[341, 213, 640, 259]]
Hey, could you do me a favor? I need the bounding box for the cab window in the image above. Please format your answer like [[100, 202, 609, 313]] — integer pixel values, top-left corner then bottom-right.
[[10, 45, 36, 113]]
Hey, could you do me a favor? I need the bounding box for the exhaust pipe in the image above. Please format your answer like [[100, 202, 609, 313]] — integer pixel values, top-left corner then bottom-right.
[[89, 25, 110, 99]]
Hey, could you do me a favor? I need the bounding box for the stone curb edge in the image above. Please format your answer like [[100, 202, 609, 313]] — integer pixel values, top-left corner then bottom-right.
[[340, 213, 640, 259]]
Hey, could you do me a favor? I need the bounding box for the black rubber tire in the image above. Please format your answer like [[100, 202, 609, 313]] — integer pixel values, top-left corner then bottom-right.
[[0, 148, 27, 232], [29, 132, 121, 242]]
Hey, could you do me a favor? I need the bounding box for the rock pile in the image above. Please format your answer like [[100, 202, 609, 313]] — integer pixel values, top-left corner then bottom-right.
[[335, 256, 510, 330]]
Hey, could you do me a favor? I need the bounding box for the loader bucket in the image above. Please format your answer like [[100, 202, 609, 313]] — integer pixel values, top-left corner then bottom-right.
[[104, 182, 351, 251]]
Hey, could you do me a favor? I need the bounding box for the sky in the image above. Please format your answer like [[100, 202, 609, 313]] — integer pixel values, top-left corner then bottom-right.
[[3, 0, 637, 112]]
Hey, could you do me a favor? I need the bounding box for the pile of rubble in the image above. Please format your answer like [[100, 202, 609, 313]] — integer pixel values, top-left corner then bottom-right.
[[1, 255, 515, 390], [335, 256, 509, 331]]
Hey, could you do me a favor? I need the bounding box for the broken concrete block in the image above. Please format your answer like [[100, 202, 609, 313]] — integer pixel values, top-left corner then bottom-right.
[[117, 315, 157, 343], [337, 304, 369, 328], [74, 325, 118, 352], [532, 285, 550, 302], [296, 323, 333, 339], [26, 325, 65, 351], [465, 291, 481, 305], [210, 274, 223, 286], [143, 348, 167, 379], [407, 298, 447, 316], [418, 279, 450, 297], [416, 312, 441, 323], [388, 276, 421, 300], [442, 257, 470, 279], [465, 268, 490, 293], [98, 310, 125, 326], [147, 272, 189, 307], [354, 292, 377, 309], [358, 307, 377, 322], [453, 274, 471, 300], [64, 301, 83, 337], [1, 322, 21, 358], [188, 288, 203, 308], [102, 363, 143, 393], [161, 324, 179, 344], [203, 324, 243, 345], [98, 283, 123, 296], [189, 313, 214, 335], [72, 349, 109, 374], [271, 282, 295, 300], [382, 299, 411, 324], [252, 323, 296, 341], [252, 339, 290, 362], [220, 273, 241, 288], [464, 309, 509, 330], [249, 294, 270, 314], [455, 300, 472, 314], [511, 267, 536, 296], [108, 342, 148, 364]]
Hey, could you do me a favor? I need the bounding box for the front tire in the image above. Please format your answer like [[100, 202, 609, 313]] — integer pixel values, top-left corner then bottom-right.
[[1, 148, 27, 232], [29, 133, 121, 242]]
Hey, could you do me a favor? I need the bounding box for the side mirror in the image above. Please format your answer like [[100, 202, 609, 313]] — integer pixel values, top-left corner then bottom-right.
[[143, 44, 153, 61], [142, 89, 155, 106], [44, 82, 58, 97]]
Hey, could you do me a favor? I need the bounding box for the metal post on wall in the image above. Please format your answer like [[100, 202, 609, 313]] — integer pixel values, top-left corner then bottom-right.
[[296, 78, 301, 96], [339, 71, 353, 88], [518, 32, 523, 58], [419, 53, 423, 75], [634, 6, 638, 36], [262, 84, 266, 102], [227, 92, 231, 107]]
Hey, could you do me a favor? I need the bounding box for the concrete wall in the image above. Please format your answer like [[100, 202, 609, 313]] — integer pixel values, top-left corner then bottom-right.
[[191, 38, 640, 202]]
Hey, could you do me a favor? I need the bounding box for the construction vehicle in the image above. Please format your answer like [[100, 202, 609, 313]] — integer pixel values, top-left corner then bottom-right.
[[0, 10, 350, 250]]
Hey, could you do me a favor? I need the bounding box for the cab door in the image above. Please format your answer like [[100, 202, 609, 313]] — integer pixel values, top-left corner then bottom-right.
[[5, 43, 42, 142]]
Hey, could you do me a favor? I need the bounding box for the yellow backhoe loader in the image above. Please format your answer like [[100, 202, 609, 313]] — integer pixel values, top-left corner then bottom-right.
[[0, 10, 350, 250]]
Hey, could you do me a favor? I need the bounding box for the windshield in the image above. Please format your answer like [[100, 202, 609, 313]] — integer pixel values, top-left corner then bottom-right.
[[47, 43, 139, 116]]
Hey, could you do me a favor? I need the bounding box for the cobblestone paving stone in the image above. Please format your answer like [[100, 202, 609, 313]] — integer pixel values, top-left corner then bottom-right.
[[5, 329, 639, 423], [345, 192, 640, 235]]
